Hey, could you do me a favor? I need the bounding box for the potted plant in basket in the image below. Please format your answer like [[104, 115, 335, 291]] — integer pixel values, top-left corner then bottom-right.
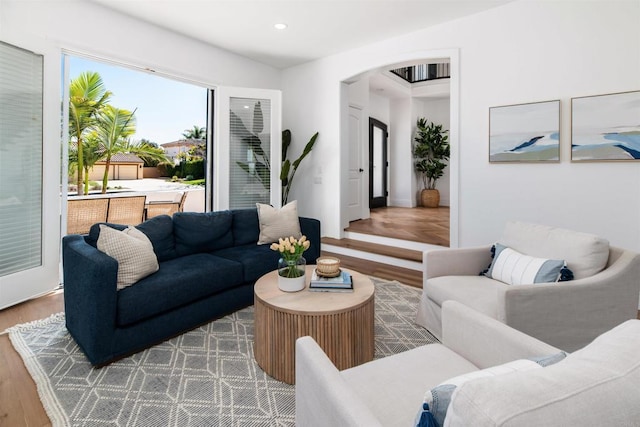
[[270, 235, 311, 292], [413, 117, 450, 208]]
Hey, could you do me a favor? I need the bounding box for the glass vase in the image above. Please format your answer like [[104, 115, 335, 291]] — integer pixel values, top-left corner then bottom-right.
[[277, 256, 306, 292]]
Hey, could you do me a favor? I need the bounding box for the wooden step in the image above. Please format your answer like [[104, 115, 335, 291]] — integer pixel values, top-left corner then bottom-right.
[[321, 251, 422, 288], [322, 237, 423, 263]]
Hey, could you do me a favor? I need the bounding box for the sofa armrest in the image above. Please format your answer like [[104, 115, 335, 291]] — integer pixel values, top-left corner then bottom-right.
[[441, 301, 561, 369], [62, 234, 119, 364], [424, 246, 492, 280], [500, 247, 640, 351], [295, 336, 382, 427], [299, 217, 321, 263]]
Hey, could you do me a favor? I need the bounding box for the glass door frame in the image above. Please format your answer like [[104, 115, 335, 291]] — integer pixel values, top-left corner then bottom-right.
[[369, 117, 388, 209], [0, 40, 61, 309], [214, 86, 282, 210]]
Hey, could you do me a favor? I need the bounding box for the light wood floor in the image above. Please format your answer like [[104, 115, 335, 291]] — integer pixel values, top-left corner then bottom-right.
[[346, 206, 450, 247], [0, 290, 63, 427]]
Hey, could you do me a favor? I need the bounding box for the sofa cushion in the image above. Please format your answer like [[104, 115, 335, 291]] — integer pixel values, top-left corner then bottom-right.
[[173, 211, 234, 256], [341, 343, 478, 427], [256, 200, 302, 244], [87, 222, 125, 247], [97, 225, 159, 290], [212, 243, 281, 283], [87, 215, 177, 262], [231, 208, 261, 246], [116, 253, 244, 326], [487, 243, 566, 285], [426, 276, 505, 319], [134, 215, 177, 261], [500, 221, 609, 279], [446, 319, 640, 426]]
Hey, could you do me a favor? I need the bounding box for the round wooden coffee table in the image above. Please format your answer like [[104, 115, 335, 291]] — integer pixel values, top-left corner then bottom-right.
[[254, 266, 375, 384]]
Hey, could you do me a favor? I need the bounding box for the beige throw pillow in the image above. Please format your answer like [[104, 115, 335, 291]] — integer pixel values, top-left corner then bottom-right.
[[256, 200, 302, 244], [97, 225, 159, 290]]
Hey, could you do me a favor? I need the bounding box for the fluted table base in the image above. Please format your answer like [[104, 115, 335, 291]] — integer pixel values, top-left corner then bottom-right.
[[254, 266, 375, 384]]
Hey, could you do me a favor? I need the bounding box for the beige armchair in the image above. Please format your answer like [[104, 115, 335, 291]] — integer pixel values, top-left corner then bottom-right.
[[416, 221, 640, 352], [297, 301, 640, 426]]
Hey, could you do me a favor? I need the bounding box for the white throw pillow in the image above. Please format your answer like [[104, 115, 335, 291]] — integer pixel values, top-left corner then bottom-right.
[[97, 225, 159, 290], [256, 200, 302, 245], [445, 320, 640, 426], [415, 359, 542, 427]]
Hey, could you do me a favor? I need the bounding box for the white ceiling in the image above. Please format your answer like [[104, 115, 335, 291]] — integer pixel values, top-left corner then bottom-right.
[[90, 0, 512, 69]]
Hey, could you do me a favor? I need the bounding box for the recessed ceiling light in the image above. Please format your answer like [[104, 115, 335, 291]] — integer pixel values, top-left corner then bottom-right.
[[274, 23, 288, 30]]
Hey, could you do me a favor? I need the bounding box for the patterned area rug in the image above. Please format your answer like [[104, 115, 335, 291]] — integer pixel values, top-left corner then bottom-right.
[[8, 279, 437, 427]]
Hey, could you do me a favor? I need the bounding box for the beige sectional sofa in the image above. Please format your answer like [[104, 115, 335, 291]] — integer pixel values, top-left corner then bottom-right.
[[416, 221, 640, 351], [295, 300, 640, 426]]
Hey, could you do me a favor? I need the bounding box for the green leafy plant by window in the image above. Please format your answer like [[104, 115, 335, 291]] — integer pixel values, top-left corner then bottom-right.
[[280, 130, 318, 205]]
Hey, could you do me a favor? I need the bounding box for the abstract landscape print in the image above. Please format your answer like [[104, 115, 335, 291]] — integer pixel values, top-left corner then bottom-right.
[[571, 90, 640, 161], [489, 100, 560, 163]]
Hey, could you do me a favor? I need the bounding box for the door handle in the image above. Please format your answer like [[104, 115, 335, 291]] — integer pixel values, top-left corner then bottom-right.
[[359, 168, 364, 172]]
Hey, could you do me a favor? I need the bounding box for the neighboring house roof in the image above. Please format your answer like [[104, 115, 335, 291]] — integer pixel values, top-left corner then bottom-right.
[[96, 153, 144, 164], [161, 139, 203, 148]]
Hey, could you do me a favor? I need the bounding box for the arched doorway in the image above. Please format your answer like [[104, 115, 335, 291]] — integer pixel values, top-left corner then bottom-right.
[[339, 50, 460, 248]]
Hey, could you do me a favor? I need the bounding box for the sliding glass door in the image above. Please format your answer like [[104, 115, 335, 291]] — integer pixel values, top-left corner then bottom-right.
[[215, 87, 281, 210], [0, 41, 59, 309]]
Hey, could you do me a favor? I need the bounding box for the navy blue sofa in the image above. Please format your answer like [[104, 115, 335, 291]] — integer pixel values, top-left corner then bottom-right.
[[62, 208, 321, 366]]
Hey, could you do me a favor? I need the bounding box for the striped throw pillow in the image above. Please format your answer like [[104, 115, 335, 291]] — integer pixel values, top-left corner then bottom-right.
[[487, 243, 566, 285]]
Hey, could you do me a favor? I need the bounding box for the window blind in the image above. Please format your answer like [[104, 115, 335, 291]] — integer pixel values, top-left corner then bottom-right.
[[229, 97, 271, 209], [0, 41, 43, 277]]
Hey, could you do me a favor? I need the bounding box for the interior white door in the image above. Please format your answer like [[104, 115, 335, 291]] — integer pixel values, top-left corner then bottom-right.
[[215, 86, 282, 210], [348, 106, 364, 221]]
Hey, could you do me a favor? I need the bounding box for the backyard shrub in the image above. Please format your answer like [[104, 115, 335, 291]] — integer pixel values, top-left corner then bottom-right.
[[165, 159, 204, 179]]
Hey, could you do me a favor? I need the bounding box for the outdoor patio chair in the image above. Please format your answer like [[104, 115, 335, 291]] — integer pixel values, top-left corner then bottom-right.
[[106, 195, 146, 226], [145, 191, 188, 219], [67, 198, 109, 235]]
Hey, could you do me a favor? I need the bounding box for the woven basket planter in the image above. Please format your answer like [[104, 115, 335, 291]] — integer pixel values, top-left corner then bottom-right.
[[421, 189, 440, 208]]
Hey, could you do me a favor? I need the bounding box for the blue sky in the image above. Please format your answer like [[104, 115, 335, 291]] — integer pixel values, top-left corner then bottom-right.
[[68, 56, 207, 145]]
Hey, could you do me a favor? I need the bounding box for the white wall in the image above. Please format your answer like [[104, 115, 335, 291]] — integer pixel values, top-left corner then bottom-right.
[[282, 0, 640, 254], [369, 92, 390, 125], [390, 98, 414, 207], [0, 1, 280, 90]]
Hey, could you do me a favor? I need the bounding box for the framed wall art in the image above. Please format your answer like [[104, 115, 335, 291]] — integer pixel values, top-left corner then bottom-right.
[[571, 90, 640, 162], [489, 100, 560, 163]]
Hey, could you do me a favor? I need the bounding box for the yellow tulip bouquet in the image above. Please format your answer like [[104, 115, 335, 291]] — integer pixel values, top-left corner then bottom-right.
[[270, 235, 311, 278]]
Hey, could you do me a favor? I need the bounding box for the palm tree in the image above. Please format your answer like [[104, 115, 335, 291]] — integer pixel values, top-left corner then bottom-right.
[[93, 106, 137, 193], [69, 72, 112, 195], [123, 140, 171, 168], [182, 125, 206, 140], [132, 139, 169, 167], [69, 135, 105, 194]]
